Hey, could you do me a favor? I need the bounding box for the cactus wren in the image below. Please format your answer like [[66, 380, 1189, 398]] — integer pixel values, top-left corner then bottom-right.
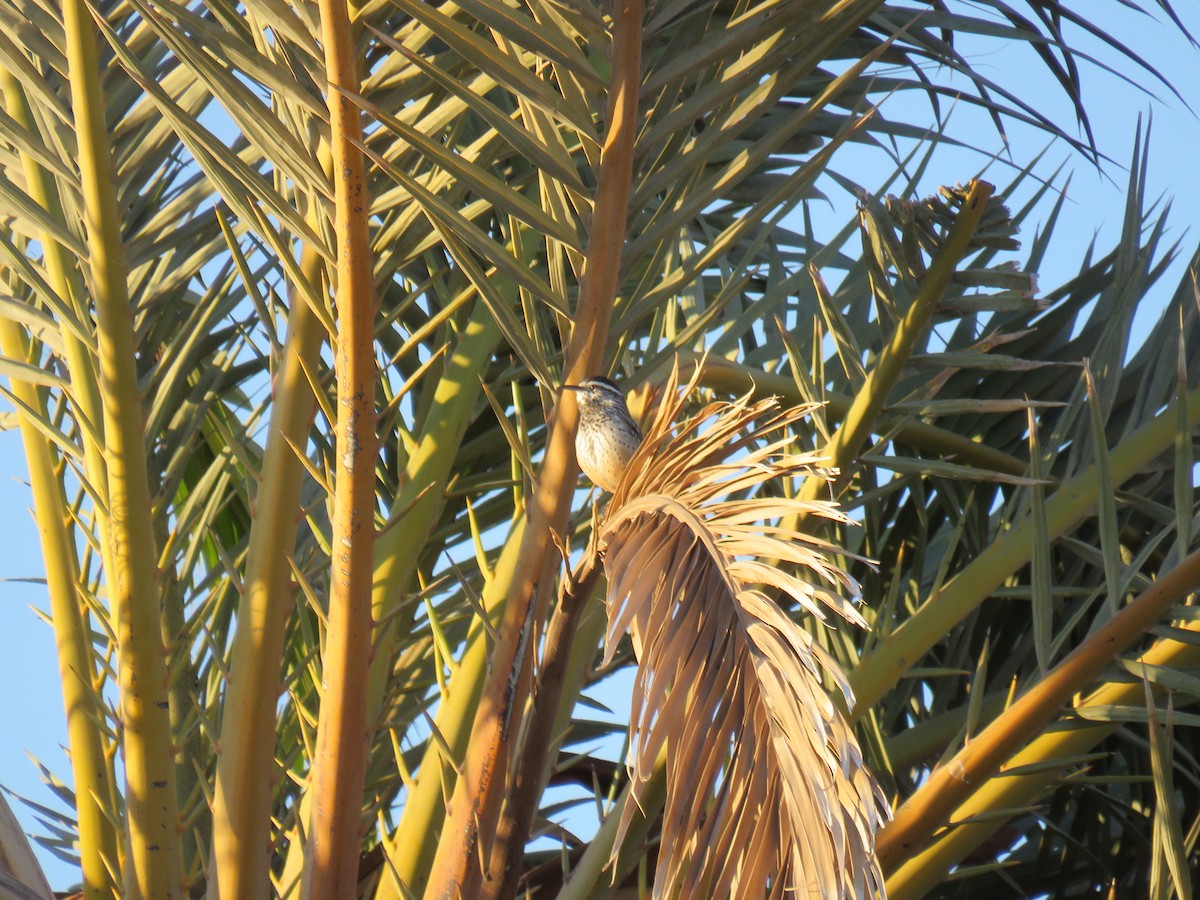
[[564, 376, 643, 492]]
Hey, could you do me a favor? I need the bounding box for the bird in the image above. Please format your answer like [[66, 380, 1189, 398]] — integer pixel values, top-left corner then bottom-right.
[[563, 375, 643, 492]]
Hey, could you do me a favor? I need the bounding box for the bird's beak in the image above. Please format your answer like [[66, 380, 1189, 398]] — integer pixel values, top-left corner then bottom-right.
[[562, 384, 584, 392]]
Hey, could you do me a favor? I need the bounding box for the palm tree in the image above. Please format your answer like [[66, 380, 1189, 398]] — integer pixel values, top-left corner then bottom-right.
[[0, 1, 1197, 898]]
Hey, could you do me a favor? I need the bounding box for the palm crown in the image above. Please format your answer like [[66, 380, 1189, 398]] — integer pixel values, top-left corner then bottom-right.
[[0, 2, 1197, 899]]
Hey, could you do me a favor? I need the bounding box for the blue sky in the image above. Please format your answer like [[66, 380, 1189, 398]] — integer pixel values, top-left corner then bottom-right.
[[3, 4, 1199, 890]]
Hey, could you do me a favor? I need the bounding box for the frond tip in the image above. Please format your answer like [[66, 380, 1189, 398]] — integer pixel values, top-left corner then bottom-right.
[[598, 367, 888, 899]]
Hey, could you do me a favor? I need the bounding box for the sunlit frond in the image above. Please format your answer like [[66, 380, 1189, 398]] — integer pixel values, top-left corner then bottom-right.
[[598, 367, 887, 898]]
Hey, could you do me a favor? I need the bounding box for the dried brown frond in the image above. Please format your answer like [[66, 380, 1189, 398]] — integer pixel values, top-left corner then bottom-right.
[[597, 364, 888, 899]]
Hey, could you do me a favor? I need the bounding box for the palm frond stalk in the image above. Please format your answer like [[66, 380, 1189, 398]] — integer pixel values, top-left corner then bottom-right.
[[63, 0, 181, 893], [423, 2, 643, 895], [298, 0, 380, 895]]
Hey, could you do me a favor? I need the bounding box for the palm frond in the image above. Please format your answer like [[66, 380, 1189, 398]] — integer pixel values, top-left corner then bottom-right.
[[597, 366, 887, 899]]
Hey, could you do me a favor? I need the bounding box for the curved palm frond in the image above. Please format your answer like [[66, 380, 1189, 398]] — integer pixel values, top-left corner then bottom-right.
[[597, 367, 888, 899]]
